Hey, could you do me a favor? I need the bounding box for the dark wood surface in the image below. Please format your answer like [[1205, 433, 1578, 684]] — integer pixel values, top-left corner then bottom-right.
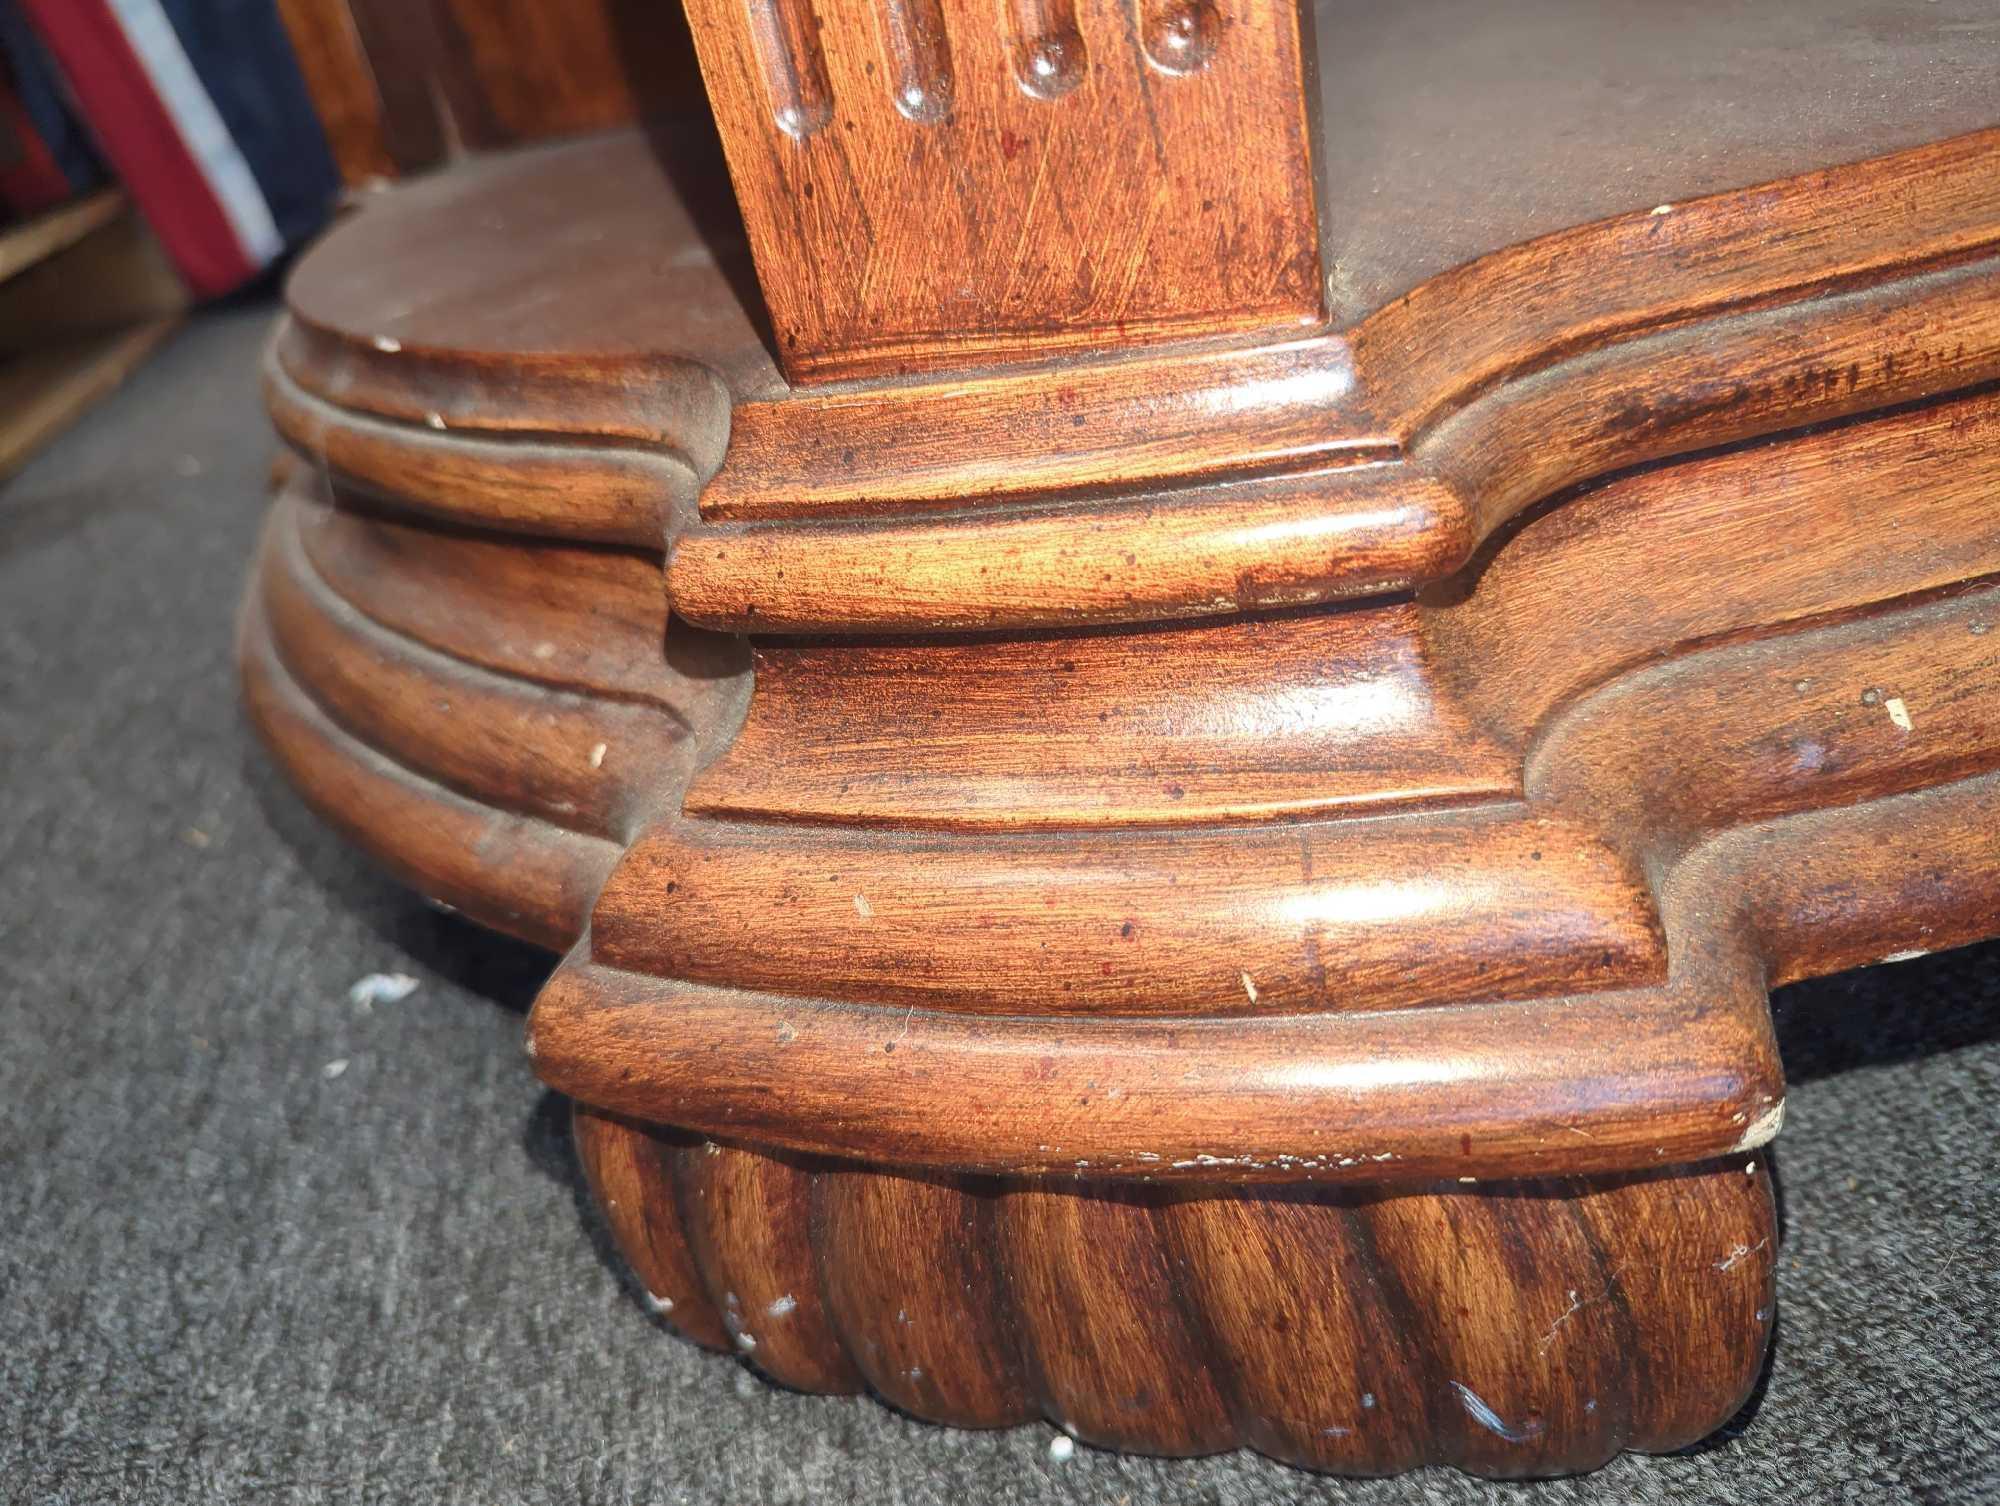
[[679, 0, 1324, 380], [569, 1108, 1776, 1476], [275, 0, 711, 182], [240, 4, 1999, 1476]]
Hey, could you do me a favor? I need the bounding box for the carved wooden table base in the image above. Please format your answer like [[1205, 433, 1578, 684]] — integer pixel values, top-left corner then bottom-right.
[[242, 123, 2000, 1475]]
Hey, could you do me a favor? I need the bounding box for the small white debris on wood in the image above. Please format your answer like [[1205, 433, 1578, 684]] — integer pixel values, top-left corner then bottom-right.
[[1537, 1289, 1584, 1353], [642, 1291, 675, 1315], [766, 1294, 798, 1318], [1731, 1099, 1785, 1153], [733, 1331, 757, 1352], [704, 1140, 721, 1155], [372, 335, 402, 353], [1745, 1161, 1757, 1176], [1650, 203, 1675, 216], [1240, 970, 1259, 1004], [523, 1032, 538, 1059], [588, 741, 608, 769], [348, 972, 420, 1009], [853, 893, 874, 919], [322, 1058, 350, 1080], [1884, 696, 1913, 731], [425, 412, 447, 430], [1715, 1236, 1771, 1273], [1047, 1435, 1075, 1463]]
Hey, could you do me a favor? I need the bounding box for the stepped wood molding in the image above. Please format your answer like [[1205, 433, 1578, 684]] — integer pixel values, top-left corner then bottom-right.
[[243, 60, 2000, 1480]]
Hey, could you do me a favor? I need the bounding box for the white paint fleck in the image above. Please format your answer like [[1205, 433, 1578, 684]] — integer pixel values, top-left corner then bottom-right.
[[643, 1291, 676, 1315], [766, 1294, 797, 1318], [425, 412, 447, 430], [1538, 1289, 1584, 1353], [588, 741, 608, 769], [1745, 1161, 1757, 1176], [1361, 1392, 1377, 1409], [1881, 948, 1929, 964], [322, 1058, 350, 1080], [1047, 1435, 1075, 1463], [372, 335, 402, 352], [348, 972, 420, 1009], [1650, 203, 1675, 216], [733, 1331, 757, 1352], [1731, 1099, 1785, 1153], [1715, 1236, 1771, 1273], [704, 1140, 721, 1156], [1885, 696, 1913, 731], [523, 1032, 538, 1059], [1450, 1381, 1544, 1442], [1240, 970, 1259, 1004], [853, 893, 874, 920]]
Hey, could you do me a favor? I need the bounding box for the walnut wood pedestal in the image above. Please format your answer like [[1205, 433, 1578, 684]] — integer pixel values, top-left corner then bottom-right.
[[241, 18, 2000, 1476]]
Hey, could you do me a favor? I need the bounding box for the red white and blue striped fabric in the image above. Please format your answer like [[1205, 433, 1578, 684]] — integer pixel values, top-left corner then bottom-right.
[[18, 0, 335, 298]]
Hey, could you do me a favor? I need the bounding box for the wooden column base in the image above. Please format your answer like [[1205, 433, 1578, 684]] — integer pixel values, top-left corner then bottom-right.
[[576, 1107, 1774, 1476], [240, 126, 2000, 1477]]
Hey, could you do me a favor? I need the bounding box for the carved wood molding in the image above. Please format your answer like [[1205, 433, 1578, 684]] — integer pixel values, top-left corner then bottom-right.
[[241, 117, 2000, 1477], [270, 128, 2000, 631], [677, 0, 1326, 380]]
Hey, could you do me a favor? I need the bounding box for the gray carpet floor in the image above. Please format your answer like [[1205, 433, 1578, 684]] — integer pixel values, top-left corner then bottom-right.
[[3, 306, 1998, 1504]]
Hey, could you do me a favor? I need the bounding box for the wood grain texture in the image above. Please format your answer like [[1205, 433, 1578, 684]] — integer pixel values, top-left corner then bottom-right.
[[563, 1140, 1775, 1474], [264, 126, 2000, 632], [674, 1143, 864, 1393], [686, 601, 1513, 827], [679, 0, 1324, 379], [571, 1107, 730, 1349], [587, 808, 1662, 1015], [235, 52, 2000, 1479], [814, 1168, 1035, 1426]]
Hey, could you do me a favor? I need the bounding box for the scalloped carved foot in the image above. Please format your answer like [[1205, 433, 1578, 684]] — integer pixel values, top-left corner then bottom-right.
[[574, 1108, 1775, 1477]]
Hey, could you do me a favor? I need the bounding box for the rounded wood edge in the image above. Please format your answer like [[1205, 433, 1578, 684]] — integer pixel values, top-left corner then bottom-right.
[[267, 126, 2000, 633], [526, 951, 1782, 1185], [237, 525, 614, 951]]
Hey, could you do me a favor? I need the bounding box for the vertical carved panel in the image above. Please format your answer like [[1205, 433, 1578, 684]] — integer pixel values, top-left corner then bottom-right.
[[679, 0, 1325, 380]]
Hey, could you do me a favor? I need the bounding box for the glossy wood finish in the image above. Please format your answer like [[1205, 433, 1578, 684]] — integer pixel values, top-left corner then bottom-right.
[[679, 0, 1323, 380], [239, 22, 2000, 1475], [563, 1110, 1774, 1476]]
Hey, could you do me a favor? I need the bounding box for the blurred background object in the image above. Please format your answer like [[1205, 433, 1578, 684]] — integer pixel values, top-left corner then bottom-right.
[[0, 0, 340, 477], [269, 0, 706, 185]]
